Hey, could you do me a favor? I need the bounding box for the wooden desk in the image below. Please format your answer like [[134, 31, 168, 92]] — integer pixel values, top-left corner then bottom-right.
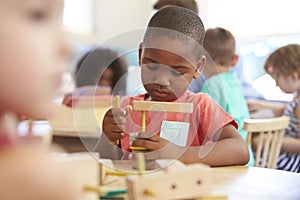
[[52, 134, 99, 153], [210, 166, 300, 200], [107, 161, 300, 200]]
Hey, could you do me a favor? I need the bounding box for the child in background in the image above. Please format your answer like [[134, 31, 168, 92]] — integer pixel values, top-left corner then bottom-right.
[[75, 48, 128, 95], [262, 44, 300, 172], [62, 48, 128, 107], [200, 27, 254, 166], [99, 7, 249, 166], [0, 0, 81, 199]]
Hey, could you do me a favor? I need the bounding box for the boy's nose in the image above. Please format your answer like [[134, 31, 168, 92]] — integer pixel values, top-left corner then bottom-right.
[[153, 74, 170, 87]]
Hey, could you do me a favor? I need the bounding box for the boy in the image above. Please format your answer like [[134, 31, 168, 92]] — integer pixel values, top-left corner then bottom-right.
[[101, 7, 249, 166], [200, 27, 254, 165]]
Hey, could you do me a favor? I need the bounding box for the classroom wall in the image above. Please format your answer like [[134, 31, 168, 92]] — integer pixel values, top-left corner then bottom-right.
[[95, 0, 153, 44], [64, 0, 300, 45], [197, 0, 300, 37]]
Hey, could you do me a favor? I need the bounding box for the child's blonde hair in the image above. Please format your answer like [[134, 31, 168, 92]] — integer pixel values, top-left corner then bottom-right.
[[264, 44, 300, 76]]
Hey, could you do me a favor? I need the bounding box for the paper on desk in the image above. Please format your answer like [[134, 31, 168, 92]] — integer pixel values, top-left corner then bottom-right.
[[160, 120, 189, 146]]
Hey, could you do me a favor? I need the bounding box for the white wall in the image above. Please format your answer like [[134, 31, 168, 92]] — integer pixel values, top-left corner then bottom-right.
[[197, 0, 300, 37], [95, 0, 152, 43], [64, 0, 300, 44]]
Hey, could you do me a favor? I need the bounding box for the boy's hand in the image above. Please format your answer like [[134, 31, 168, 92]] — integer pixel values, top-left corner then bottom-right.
[[102, 105, 132, 143], [131, 133, 185, 160]]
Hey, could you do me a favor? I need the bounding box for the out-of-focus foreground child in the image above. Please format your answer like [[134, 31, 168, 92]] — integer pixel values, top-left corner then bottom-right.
[[0, 0, 81, 199]]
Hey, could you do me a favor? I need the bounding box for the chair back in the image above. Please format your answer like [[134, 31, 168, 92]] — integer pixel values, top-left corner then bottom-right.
[[243, 116, 290, 168]]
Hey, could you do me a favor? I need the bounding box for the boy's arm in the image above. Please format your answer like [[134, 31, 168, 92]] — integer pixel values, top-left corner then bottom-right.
[[247, 99, 285, 117], [132, 124, 250, 166], [180, 124, 249, 166]]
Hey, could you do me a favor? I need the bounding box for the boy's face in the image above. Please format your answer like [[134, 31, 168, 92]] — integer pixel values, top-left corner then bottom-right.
[[140, 37, 203, 101], [0, 0, 71, 118]]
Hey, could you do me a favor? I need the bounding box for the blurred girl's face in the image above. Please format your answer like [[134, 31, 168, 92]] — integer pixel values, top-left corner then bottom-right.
[[98, 68, 114, 88], [268, 67, 300, 94], [0, 0, 71, 118]]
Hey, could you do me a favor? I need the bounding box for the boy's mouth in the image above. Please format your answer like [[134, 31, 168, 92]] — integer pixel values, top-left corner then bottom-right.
[[151, 89, 171, 99]]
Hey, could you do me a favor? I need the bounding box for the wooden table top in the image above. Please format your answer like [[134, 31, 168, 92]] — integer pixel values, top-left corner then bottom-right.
[[108, 161, 300, 200], [210, 166, 300, 200]]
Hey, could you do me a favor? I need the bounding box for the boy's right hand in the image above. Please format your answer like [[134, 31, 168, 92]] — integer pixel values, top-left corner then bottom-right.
[[102, 105, 132, 143]]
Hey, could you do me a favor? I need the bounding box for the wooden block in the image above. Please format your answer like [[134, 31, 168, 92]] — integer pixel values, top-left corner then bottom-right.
[[54, 152, 100, 200], [126, 164, 211, 200], [133, 101, 193, 113]]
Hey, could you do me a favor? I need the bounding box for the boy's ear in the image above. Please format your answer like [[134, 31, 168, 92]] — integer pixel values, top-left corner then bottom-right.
[[194, 55, 206, 79], [138, 43, 143, 66], [231, 54, 239, 67]]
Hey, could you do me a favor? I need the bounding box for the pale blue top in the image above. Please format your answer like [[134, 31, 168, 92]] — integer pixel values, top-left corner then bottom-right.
[[201, 71, 254, 166]]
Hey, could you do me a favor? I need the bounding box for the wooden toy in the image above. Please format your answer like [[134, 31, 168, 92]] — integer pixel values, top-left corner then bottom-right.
[[130, 101, 193, 151], [126, 154, 212, 200], [97, 156, 216, 200]]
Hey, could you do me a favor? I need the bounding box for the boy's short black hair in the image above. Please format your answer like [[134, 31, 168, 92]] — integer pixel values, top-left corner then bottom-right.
[[153, 0, 199, 14], [143, 6, 205, 57]]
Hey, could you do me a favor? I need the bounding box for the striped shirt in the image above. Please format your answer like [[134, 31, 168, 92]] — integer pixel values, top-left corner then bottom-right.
[[277, 98, 300, 173]]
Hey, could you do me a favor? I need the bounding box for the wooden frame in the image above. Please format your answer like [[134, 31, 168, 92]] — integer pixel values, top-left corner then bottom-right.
[[130, 101, 193, 150]]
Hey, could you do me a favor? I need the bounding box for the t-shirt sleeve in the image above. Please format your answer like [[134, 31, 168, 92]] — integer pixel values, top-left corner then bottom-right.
[[196, 93, 238, 144]]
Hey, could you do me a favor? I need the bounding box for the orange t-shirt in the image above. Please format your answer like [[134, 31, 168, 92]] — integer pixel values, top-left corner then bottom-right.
[[120, 91, 237, 155]]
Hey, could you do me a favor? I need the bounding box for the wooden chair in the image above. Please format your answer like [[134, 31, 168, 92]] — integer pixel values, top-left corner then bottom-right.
[[243, 116, 290, 169]]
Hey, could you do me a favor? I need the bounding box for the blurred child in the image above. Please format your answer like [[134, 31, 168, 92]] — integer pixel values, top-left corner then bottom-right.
[[62, 48, 128, 107], [0, 0, 81, 199], [200, 27, 254, 166], [99, 7, 249, 166], [263, 44, 300, 172], [75, 48, 128, 95]]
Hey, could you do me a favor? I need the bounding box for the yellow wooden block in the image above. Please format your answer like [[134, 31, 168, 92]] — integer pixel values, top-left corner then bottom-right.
[[133, 101, 193, 113]]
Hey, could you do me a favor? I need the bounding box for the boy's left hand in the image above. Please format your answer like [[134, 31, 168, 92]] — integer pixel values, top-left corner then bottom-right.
[[131, 133, 185, 160]]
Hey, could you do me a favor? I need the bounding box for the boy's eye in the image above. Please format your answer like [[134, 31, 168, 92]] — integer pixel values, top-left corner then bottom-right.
[[171, 70, 184, 77], [145, 64, 159, 71], [29, 10, 47, 22]]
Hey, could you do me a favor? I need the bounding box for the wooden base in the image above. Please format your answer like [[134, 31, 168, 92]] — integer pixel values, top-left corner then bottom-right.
[[126, 164, 211, 200]]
